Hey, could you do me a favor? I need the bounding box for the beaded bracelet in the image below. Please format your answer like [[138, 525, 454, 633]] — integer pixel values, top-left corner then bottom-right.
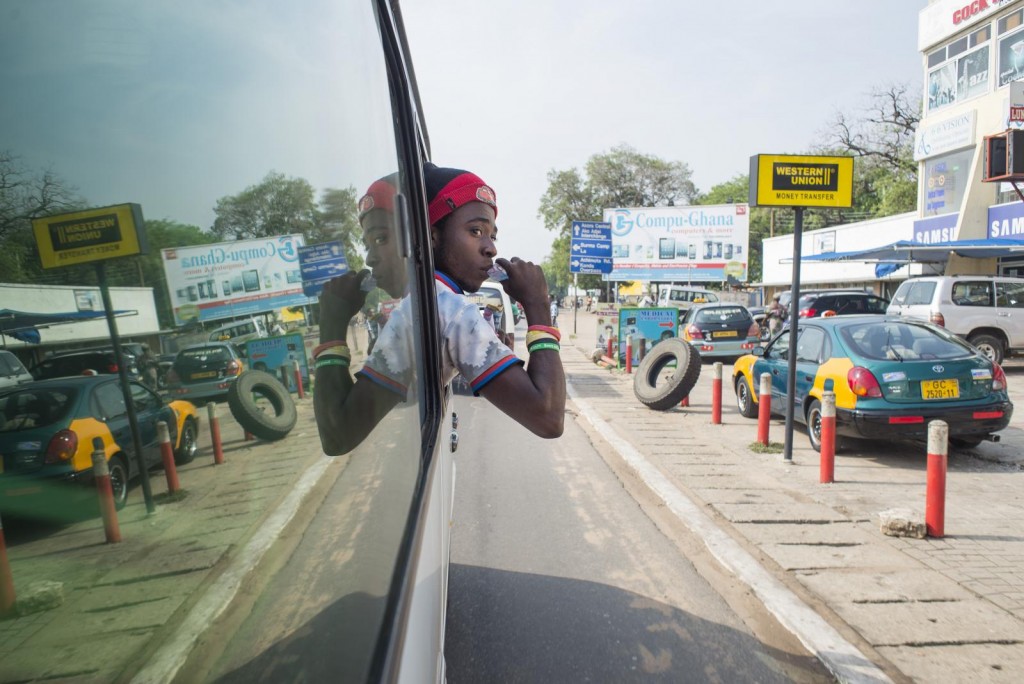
[[528, 342, 560, 353], [315, 357, 350, 369], [313, 340, 348, 357], [527, 324, 561, 341], [317, 347, 351, 360], [525, 330, 558, 346]]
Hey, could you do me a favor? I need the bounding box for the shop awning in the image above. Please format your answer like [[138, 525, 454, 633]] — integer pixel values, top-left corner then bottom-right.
[[0, 308, 137, 344], [800, 238, 1024, 264]]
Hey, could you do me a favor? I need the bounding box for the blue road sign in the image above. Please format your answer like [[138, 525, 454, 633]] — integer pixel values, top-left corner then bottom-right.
[[298, 241, 349, 298], [570, 221, 612, 273]]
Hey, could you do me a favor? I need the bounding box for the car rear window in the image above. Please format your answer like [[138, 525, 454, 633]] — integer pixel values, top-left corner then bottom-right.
[[177, 347, 231, 366], [33, 353, 114, 379], [839, 321, 972, 361], [0, 388, 77, 432], [694, 307, 750, 324]]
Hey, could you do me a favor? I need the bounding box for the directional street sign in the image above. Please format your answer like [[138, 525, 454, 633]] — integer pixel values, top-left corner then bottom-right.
[[298, 241, 349, 298], [570, 221, 612, 274]]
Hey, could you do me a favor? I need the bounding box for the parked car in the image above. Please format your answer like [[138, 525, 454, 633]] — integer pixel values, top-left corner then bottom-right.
[[886, 275, 1024, 364], [0, 350, 33, 389], [0, 375, 199, 520], [778, 288, 866, 317], [732, 316, 1012, 452], [657, 285, 720, 312], [30, 349, 143, 382], [680, 304, 760, 360], [207, 317, 268, 345], [466, 280, 516, 349], [165, 342, 245, 402], [795, 291, 890, 319]]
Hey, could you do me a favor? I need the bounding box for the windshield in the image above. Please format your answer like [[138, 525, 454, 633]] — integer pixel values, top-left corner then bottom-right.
[[0, 387, 77, 432], [694, 307, 750, 324], [839, 321, 973, 361]]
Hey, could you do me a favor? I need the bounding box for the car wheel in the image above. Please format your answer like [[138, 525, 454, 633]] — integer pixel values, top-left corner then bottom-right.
[[174, 417, 198, 465], [108, 455, 130, 510], [735, 376, 758, 418], [806, 399, 842, 454], [632, 339, 702, 411], [968, 334, 1004, 365], [950, 436, 984, 450], [227, 370, 297, 441]]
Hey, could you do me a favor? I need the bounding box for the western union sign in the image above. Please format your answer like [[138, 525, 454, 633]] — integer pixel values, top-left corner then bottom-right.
[[33, 203, 147, 269], [748, 154, 854, 208]]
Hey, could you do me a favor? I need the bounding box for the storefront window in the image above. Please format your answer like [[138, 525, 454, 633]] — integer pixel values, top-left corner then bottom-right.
[[923, 148, 975, 217], [998, 26, 1024, 86], [929, 27, 991, 111]]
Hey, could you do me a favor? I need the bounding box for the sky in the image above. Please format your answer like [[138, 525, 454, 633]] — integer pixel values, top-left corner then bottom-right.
[[401, 0, 928, 264]]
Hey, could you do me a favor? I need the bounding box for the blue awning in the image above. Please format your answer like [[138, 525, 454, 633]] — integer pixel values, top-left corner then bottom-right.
[[802, 238, 1024, 263]]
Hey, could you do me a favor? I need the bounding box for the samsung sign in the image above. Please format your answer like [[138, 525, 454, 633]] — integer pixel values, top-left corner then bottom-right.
[[989, 202, 1024, 239], [913, 213, 958, 243]]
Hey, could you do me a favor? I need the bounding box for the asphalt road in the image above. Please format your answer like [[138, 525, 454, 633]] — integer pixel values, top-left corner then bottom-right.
[[443, 394, 832, 683]]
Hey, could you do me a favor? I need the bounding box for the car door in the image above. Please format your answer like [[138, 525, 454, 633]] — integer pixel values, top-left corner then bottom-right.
[[995, 279, 1024, 349], [754, 329, 794, 406], [793, 326, 827, 415], [91, 380, 134, 473], [128, 382, 169, 467]]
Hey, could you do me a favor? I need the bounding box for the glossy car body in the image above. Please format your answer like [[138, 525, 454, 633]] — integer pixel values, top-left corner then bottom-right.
[[681, 304, 760, 360], [731, 316, 1012, 449], [0, 376, 199, 519], [30, 349, 143, 382], [165, 342, 245, 402]]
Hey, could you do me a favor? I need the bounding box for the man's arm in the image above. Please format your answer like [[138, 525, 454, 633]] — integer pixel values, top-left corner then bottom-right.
[[477, 258, 565, 438]]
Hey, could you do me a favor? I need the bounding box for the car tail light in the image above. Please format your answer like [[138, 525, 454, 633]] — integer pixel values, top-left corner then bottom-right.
[[685, 325, 704, 340], [888, 416, 924, 424], [226, 360, 242, 376], [847, 366, 882, 398], [799, 308, 816, 318], [44, 429, 78, 464], [746, 322, 759, 337], [107, 364, 119, 373], [929, 311, 945, 327], [974, 410, 1004, 419], [167, 369, 180, 384], [992, 363, 1007, 391]]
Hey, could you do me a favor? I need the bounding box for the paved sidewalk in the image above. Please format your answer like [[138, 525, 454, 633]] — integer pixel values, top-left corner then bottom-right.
[[0, 396, 332, 683], [562, 309, 1024, 683]]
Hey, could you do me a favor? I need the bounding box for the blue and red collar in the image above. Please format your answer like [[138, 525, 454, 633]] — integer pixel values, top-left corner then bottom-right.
[[434, 271, 463, 294]]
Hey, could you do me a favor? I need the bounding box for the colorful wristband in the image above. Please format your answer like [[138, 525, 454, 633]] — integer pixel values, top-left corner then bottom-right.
[[526, 331, 558, 346], [528, 342, 560, 353], [314, 340, 348, 357], [527, 324, 561, 341], [315, 358, 350, 369]]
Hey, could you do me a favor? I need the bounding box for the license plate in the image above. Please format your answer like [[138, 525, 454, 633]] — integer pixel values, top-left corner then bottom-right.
[[921, 378, 959, 400], [191, 371, 218, 380], [715, 330, 738, 338]]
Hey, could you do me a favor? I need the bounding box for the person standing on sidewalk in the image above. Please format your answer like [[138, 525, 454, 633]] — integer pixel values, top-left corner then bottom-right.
[[314, 164, 565, 455], [549, 296, 559, 328]]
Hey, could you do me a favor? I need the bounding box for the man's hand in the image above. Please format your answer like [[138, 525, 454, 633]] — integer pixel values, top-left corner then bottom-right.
[[319, 270, 370, 342], [495, 257, 549, 314]]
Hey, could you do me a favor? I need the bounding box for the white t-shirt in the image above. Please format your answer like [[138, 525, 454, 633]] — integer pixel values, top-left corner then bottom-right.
[[357, 272, 522, 398]]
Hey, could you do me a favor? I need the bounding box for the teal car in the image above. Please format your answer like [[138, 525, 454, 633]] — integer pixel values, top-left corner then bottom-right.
[[732, 316, 1012, 451]]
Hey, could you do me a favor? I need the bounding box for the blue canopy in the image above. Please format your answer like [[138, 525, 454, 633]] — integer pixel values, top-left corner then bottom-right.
[[802, 238, 1024, 263], [0, 308, 136, 344]]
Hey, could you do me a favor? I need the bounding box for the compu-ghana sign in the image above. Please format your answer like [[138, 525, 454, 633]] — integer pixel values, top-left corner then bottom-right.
[[748, 154, 853, 208], [32, 203, 147, 269]]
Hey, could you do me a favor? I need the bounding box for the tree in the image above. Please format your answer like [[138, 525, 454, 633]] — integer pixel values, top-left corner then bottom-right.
[[319, 186, 364, 272], [538, 144, 698, 296], [212, 171, 323, 242], [134, 220, 219, 327], [694, 175, 772, 283]]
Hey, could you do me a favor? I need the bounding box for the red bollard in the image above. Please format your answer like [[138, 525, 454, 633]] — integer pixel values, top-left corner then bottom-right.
[[819, 392, 836, 483], [244, 430, 254, 442], [607, 335, 614, 360], [756, 372, 772, 446], [293, 360, 305, 399], [207, 403, 225, 465], [91, 437, 122, 544], [680, 396, 689, 407], [625, 335, 633, 374], [926, 421, 949, 538], [0, 513, 15, 616], [157, 421, 180, 494], [711, 362, 723, 424]]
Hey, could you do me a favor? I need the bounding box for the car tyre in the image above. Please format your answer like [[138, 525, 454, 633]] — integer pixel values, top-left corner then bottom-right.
[[950, 436, 984, 450], [227, 370, 297, 441], [806, 399, 843, 454], [108, 455, 130, 510], [735, 376, 758, 418], [633, 339, 702, 411], [967, 334, 1003, 365], [174, 417, 198, 465]]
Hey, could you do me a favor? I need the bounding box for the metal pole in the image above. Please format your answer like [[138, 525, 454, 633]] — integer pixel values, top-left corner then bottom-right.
[[573, 273, 578, 335], [783, 207, 804, 462], [96, 262, 156, 514]]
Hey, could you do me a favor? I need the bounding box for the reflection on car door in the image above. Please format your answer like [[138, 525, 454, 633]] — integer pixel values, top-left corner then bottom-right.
[[128, 382, 169, 466], [793, 327, 827, 413], [996, 280, 1024, 347]]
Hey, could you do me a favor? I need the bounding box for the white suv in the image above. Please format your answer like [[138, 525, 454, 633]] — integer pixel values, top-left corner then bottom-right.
[[886, 275, 1024, 364]]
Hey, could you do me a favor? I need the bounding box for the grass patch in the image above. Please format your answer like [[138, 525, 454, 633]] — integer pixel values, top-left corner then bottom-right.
[[154, 489, 190, 504], [749, 441, 784, 454]]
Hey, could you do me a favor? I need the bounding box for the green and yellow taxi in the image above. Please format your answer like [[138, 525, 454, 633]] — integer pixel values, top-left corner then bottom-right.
[[0, 375, 199, 520], [732, 316, 1012, 451]]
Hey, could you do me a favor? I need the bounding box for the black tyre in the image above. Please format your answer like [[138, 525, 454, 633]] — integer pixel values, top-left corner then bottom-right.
[[108, 455, 129, 510], [633, 339, 702, 411], [950, 436, 984, 450], [227, 370, 297, 441], [968, 334, 1003, 365], [735, 375, 758, 418], [806, 399, 843, 454], [174, 417, 198, 465]]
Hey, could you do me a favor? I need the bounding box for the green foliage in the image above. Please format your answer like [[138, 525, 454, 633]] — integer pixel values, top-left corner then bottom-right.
[[694, 174, 772, 282], [212, 171, 321, 242], [319, 186, 365, 272]]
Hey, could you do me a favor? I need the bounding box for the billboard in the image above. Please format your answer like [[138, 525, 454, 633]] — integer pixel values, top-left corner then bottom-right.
[[161, 234, 307, 326], [748, 154, 854, 208], [602, 204, 749, 282], [32, 203, 147, 269]]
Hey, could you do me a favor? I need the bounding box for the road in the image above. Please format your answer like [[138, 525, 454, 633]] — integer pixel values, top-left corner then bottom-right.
[[443, 394, 830, 682]]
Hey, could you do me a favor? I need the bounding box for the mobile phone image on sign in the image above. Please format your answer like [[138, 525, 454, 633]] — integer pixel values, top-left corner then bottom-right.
[[243, 270, 261, 292], [659, 238, 676, 259]]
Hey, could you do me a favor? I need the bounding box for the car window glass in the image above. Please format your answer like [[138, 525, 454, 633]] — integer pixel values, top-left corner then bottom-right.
[[93, 382, 128, 420], [796, 327, 825, 362], [842, 322, 969, 360], [865, 296, 889, 313], [906, 282, 937, 305], [0, 388, 77, 432], [129, 382, 160, 412], [770, 331, 793, 360], [951, 280, 994, 306], [996, 281, 1024, 308], [694, 307, 749, 324], [0, 354, 12, 375]]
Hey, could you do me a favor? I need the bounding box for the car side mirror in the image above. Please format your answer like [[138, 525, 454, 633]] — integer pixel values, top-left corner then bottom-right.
[[752, 346, 765, 358]]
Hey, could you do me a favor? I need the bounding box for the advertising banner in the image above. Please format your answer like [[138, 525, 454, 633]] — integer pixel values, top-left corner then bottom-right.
[[602, 204, 749, 282], [298, 241, 350, 298], [161, 234, 307, 326], [244, 333, 309, 394], [616, 307, 678, 367], [749, 154, 854, 209], [32, 203, 147, 269]]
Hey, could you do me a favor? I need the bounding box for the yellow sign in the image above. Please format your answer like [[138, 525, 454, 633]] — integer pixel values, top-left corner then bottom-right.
[[748, 154, 854, 208], [32, 203, 147, 269]]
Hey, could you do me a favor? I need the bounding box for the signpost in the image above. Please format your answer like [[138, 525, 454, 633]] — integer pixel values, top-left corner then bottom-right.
[[298, 241, 350, 299], [32, 204, 156, 515], [749, 155, 854, 462], [569, 221, 612, 333]]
